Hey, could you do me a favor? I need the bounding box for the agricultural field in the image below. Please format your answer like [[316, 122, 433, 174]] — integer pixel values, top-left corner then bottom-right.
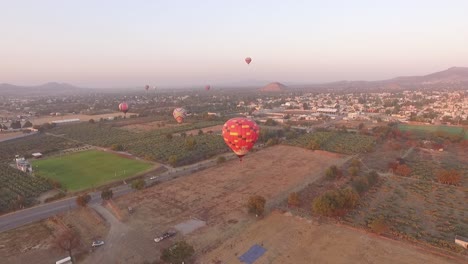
[[32, 150, 153, 191], [49, 121, 229, 166], [200, 211, 461, 264], [83, 146, 348, 263], [0, 164, 52, 214], [344, 176, 467, 253], [287, 131, 376, 154], [27, 112, 136, 126], [0, 133, 82, 163], [398, 124, 467, 139]]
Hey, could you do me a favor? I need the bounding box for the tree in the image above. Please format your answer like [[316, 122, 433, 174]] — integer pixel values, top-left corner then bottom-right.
[[22, 120, 33, 128], [198, 129, 203, 135], [185, 137, 197, 150], [10, 120, 21, 129], [437, 169, 462, 185], [76, 193, 91, 207], [394, 164, 411, 177], [101, 188, 113, 200], [312, 188, 359, 216], [247, 195, 266, 216], [325, 165, 340, 180], [88, 119, 95, 124], [264, 118, 277, 126], [110, 144, 124, 151], [161, 240, 194, 264], [55, 229, 81, 263], [307, 140, 321, 150], [166, 133, 173, 140], [358, 123, 365, 130], [348, 166, 359, 177], [368, 216, 389, 235], [168, 155, 178, 167], [288, 192, 300, 207], [131, 179, 146, 190]]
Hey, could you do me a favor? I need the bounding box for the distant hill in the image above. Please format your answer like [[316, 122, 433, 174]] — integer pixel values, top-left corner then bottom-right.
[[0, 82, 87, 96], [260, 82, 288, 92], [295, 67, 468, 92]]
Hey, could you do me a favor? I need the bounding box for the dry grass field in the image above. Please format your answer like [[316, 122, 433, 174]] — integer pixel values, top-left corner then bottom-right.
[[28, 112, 135, 125], [200, 211, 463, 264]]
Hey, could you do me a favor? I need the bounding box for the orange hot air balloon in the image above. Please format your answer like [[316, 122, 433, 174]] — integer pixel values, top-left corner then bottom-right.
[[205, 85, 211, 91], [173, 108, 187, 123], [245, 57, 252, 65], [222, 118, 259, 160], [119, 102, 129, 116]]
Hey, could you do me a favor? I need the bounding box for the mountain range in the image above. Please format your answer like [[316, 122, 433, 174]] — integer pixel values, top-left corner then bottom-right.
[[1, 67, 467, 95]]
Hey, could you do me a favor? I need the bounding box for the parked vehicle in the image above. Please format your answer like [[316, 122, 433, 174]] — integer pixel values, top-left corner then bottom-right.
[[92, 240, 105, 247], [154, 231, 177, 243]]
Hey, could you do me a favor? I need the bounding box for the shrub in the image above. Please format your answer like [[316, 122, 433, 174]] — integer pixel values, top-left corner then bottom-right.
[[131, 179, 145, 190], [395, 164, 411, 177], [351, 177, 369, 194], [366, 170, 379, 185], [161, 241, 194, 264], [437, 169, 462, 185], [368, 216, 389, 234], [288, 192, 300, 207], [247, 195, 266, 216], [101, 188, 113, 200], [312, 188, 359, 216], [325, 165, 341, 180], [76, 193, 91, 207]]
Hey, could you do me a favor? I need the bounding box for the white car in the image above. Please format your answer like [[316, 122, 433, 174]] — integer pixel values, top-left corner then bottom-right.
[[154, 231, 176, 243], [149, 176, 158, 180], [92, 240, 105, 247]]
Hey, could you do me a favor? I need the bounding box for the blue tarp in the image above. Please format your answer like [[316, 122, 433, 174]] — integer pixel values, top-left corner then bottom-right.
[[238, 244, 267, 264]]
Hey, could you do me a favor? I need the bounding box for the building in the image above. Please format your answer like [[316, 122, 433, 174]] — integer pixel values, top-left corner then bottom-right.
[[32, 152, 42, 158], [15, 156, 32, 173], [317, 108, 338, 115], [51, 118, 80, 124]]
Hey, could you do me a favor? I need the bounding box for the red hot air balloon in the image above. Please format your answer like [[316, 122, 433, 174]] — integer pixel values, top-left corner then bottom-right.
[[222, 118, 259, 160], [173, 108, 187, 123], [205, 85, 211, 91], [119, 102, 129, 117], [245, 57, 252, 65]]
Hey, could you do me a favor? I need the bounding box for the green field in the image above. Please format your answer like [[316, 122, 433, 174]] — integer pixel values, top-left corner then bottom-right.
[[398, 124, 467, 138], [32, 150, 153, 191]]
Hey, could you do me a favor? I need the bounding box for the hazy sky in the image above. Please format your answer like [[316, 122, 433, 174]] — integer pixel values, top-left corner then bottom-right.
[[1, 0, 467, 88]]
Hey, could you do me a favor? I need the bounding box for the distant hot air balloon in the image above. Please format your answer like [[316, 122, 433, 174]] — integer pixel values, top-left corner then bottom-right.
[[222, 118, 259, 160], [119, 102, 129, 117], [245, 57, 252, 65], [145, 85, 150, 91], [173, 108, 187, 123], [205, 85, 211, 91]]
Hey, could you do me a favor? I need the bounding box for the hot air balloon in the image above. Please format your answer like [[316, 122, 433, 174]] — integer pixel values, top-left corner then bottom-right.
[[205, 85, 211, 91], [173, 108, 187, 123], [145, 85, 150, 91], [119, 102, 129, 117], [245, 57, 252, 65], [222, 118, 259, 160]]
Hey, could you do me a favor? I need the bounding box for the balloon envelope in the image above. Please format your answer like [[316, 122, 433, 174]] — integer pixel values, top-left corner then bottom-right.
[[145, 85, 150, 91], [119, 102, 129, 114], [222, 118, 259, 159], [245, 57, 252, 65], [205, 85, 210, 91], [173, 108, 187, 123]]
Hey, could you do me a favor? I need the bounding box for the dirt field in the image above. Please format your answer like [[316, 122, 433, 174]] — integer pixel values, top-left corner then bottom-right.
[[0, 208, 109, 264], [28, 112, 135, 125], [200, 211, 463, 264], [86, 145, 348, 263]]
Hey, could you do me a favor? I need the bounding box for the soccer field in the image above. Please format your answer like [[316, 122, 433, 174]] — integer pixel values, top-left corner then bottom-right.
[[32, 150, 153, 191]]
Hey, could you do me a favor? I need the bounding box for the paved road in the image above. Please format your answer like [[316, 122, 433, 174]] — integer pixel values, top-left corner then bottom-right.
[[0, 152, 237, 233]]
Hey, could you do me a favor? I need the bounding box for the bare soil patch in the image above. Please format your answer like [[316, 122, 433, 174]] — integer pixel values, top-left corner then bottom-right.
[[103, 145, 348, 262], [200, 211, 463, 264], [0, 131, 24, 141], [0, 208, 109, 264]]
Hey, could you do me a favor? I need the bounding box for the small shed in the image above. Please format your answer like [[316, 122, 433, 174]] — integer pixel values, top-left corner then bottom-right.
[[32, 153, 42, 158], [455, 235, 468, 249]]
